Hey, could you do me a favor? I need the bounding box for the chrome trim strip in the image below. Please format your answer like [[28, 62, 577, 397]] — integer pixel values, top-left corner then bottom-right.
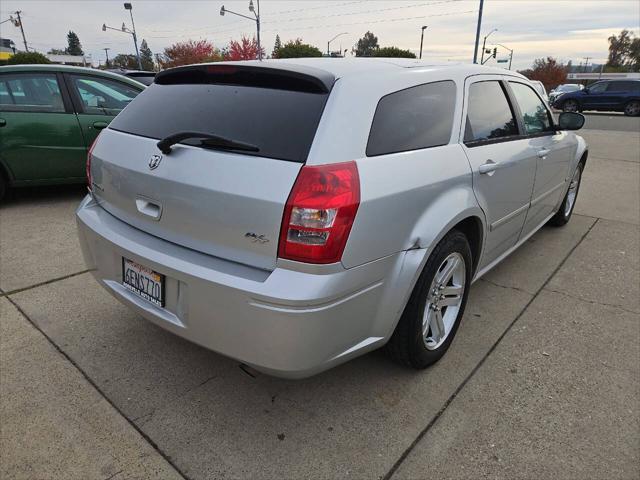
[[490, 203, 530, 231], [530, 182, 566, 207]]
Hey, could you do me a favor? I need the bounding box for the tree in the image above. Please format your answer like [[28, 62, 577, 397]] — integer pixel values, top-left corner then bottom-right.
[[161, 39, 222, 68], [373, 46, 416, 58], [226, 35, 264, 61], [606, 29, 639, 71], [140, 39, 154, 71], [111, 54, 139, 69], [7, 51, 51, 65], [518, 57, 567, 91], [272, 34, 282, 58], [273, 39, 322, 59], [66, 31, 83, 56], [48, 48, 67, 55], [355, 31, 378, 57]]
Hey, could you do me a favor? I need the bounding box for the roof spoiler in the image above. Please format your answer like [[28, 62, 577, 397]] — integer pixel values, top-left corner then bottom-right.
[[155, 63, 335, 94]]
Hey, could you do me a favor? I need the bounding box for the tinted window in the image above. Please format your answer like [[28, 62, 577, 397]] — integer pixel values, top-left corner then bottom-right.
[[589, 82, 608, 93], [607, 81, 640, 92], [0, 73, 65, 113], [509, 82, 553, 134], [366, 81, 456, 156], [464, 81, 518, 143], [109, 82, 329, 163], [70, 75, 141, 116]]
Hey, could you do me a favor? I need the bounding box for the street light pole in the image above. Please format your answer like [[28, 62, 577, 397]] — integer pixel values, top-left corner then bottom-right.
[[472, 0, 484, 64], [327, 32, 348, 56], [419, 25, 428, 59], [480, 28, 497, 65], [124, 3, 142, 70], [103, 47, 111, 67], [221, 0, 262, 60]]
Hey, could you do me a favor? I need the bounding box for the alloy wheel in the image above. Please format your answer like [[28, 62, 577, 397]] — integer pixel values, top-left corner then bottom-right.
[[564, 166, 581, 217], [422, 252, 466, 350]]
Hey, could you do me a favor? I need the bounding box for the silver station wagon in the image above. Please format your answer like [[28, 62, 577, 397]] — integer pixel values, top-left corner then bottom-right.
[[77, 59, 587, 378]]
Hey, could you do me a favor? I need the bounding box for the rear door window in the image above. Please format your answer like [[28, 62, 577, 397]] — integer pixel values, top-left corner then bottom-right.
[[607, 81, 640, 92], [69, 75, 141, 115], [366, 80, 456, 156], [464, 81, 518, 143], [0, 73, 65, 113], [509, 82, 553, 135], [108, 72, 330, 163]]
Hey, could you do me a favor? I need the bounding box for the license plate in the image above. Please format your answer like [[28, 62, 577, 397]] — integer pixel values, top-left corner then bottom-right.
[[122, 258, 164, 307]]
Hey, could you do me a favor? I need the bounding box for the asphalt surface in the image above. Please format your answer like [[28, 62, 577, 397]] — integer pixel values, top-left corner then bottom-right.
[[1, 126, 639, 479]]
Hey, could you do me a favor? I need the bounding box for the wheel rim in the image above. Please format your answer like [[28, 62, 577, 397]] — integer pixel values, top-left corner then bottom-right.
[[564, 100, 578, 112], [564, 166, 581, 217], [626, 101, 640, 116], [422, 252, 466, 350]]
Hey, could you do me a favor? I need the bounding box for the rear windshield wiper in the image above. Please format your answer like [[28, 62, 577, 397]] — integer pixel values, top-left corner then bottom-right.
[[157, 131, 260, 154]]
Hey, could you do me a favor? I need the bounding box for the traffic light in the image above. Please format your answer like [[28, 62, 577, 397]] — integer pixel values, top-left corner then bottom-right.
[[492, 48, 497, 59]]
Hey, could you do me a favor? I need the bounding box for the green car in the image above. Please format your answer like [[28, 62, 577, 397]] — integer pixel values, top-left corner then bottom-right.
[[0, 64, 145, 199]]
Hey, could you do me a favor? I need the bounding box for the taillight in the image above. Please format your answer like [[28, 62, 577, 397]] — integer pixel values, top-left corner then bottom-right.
[[86, 134, 100, 191], [278, 161, 360, 264]]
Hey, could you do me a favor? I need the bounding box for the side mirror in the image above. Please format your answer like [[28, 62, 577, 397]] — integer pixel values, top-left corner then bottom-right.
[[558, 112, 585, 131]]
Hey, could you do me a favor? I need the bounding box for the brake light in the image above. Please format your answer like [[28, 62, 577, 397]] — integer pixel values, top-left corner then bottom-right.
[[278, 161, 360, 264], [86, 134, 100, 191]]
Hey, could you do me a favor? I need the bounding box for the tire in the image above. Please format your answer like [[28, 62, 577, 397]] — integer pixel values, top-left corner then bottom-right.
[[0, 174, 6, 202], [385, 229, 472, 369], [549, 163, 583, 227], [624, 100, 640, 117], [562, 99, 580, 113]]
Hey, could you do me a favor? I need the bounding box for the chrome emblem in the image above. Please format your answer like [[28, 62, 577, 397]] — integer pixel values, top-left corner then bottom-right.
[[148, 154, 162, 170]]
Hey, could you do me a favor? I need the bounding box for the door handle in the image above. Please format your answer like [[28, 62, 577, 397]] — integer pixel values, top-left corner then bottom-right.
[[537, 148, 551, 158], [92, 121, 109, 130], [0, 118, 6, 127], [135, 197, 162, 220], [479, 160, 500, 175]]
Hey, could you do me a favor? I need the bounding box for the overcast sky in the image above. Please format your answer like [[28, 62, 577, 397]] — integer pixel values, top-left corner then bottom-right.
[[1, 0, 638, 70]]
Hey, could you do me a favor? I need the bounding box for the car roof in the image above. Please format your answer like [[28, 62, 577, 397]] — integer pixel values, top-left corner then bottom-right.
[[0, 64, 147, 88], [168, 57, 528, 83]]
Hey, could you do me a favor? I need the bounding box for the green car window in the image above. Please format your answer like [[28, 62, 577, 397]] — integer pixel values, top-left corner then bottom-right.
[[0, 73, 65, 113], [69, 75, 140, 116]]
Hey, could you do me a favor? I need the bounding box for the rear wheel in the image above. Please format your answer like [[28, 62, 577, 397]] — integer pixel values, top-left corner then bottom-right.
[[624, 100, 640, 117], [0, 174, 6, 202], [386, 230, 472, 369], [549, 163, 583, 227], [562, 99, 580, 113]]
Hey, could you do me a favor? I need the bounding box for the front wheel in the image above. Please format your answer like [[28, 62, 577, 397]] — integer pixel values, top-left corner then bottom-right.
[[624, 100, 640, 117], [549, 163, 583, 227], [385, 230, 472, 369], [562, 99, 580, 113]]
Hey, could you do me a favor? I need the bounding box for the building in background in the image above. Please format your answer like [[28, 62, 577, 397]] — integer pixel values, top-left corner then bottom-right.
[[0, 38, 16, 61]]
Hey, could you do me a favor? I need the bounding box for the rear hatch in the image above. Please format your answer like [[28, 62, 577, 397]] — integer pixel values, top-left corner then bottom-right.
[[90, 63, 334, 270]]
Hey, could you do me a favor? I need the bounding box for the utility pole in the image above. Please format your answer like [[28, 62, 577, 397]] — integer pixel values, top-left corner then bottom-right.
[[582, 56, 591, 73], [472, 0, 484, 63], [13, 11, 29, 52], [103, 47, 111, 67], [419, 25, 428, 59]]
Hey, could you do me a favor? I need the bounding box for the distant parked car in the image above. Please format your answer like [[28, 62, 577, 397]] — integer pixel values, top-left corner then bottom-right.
[[77, 59, 588, 378], [548, 83, 584, 105], [552, 79, 640, 116], [530, 80, 549, 102], [0, 64, 145, 199], [107, 68, 156, 86]]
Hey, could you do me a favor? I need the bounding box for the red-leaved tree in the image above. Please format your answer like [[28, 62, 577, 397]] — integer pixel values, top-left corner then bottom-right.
[[226, 36, 265, 61], [161, 39, 222, 68], [519, 57, 568, 91]]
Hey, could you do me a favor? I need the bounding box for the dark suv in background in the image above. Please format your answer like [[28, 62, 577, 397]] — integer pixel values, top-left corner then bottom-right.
[[552, 79, 640, 116], [553, 80, 640, 117]]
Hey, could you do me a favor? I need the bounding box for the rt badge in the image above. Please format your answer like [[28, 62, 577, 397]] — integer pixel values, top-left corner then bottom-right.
[[148, 154, 162, 170]]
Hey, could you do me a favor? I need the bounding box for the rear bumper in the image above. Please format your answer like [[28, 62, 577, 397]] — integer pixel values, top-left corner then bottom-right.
[[76, 195, 412, 378]]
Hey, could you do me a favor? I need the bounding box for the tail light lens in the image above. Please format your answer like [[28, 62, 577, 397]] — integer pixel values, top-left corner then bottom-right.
[[86, 134, 100, 191], [278, 161, 360, 264]]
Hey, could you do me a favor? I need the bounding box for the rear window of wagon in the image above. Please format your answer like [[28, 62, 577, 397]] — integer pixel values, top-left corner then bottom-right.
[[108, 82, 329, 163]]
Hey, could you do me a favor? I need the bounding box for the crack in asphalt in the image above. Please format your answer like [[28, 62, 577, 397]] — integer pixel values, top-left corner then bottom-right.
[[3, 295, 192, 480], [543, 287, 640, 315], [1, 269, 92, 297], [381, 218, 600, 480], [479, 277, 533, 295]]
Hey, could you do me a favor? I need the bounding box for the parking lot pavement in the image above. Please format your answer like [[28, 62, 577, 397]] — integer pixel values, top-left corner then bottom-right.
[[1, 125, 638, 479]]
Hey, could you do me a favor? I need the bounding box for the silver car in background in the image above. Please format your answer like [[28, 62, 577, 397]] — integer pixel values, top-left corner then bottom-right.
[[77, 59, 587, 378]]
